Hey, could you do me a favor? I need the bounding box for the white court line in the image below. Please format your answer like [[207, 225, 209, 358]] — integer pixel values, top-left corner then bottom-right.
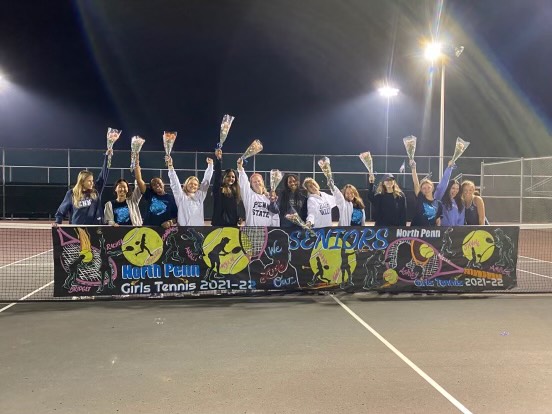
[[0, 281, 54, 313], [331, 295, 473, 414], [0, 249, 54, 313], [519, 255, 552, 265], [518, 269, 552, 280], [0, 249, 53, 271]]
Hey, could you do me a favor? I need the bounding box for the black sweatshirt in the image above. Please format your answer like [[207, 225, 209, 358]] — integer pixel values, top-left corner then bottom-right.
[[367, 183, 407, 226], [211, 157, 239, 226]]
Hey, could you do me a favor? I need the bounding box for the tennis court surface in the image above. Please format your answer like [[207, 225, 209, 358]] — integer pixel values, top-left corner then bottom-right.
[[1, 223, 552, 413]]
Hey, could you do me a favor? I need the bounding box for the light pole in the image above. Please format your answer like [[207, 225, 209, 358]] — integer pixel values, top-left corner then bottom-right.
[[424, 42, 463, 179], [378, 85, 399, 173]]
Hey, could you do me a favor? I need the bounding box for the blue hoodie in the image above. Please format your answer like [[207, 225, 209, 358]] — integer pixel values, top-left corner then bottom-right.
[[434, 165, 465, 226], [55, 154, 110, 224]]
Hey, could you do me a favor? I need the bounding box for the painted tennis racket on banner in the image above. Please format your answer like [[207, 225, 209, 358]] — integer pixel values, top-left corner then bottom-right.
[[386, 237, 504, 286]]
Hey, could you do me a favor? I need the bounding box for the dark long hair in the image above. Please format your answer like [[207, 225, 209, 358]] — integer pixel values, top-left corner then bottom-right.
[[279, 174, 305, 213], [221, 168, 240, 201], [442, 180, 464, 212]]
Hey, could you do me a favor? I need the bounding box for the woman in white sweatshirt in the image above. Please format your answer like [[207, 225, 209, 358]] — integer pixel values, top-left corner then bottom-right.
[[303, 177, 336, 229], [237, 158, 280, 226], [330, 180, 366, 226], [166, 155, 214, 226]]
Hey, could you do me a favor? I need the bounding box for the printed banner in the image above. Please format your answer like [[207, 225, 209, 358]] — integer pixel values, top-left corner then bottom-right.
[[52, 225, 519, 297]]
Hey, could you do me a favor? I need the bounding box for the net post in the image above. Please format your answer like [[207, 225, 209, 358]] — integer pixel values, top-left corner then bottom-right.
[[520, 157, 524, 223]]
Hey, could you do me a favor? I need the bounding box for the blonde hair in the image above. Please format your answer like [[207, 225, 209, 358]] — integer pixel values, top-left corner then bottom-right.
[[302, 177, 319, 193], [250, 173, 266, 194], [183, 176, 199, 194], [419, 178, 434, 191], [342, 184, 365, 209], [72, 170, 97, 207], [376, 180, 403, 198]]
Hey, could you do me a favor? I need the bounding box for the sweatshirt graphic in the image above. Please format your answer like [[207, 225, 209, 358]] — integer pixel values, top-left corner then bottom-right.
[[239, 169, 280, 226], [306, 192, 336, 228]]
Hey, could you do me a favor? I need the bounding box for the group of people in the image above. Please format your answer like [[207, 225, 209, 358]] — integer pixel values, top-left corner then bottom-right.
[[53, 150, 486, 229]]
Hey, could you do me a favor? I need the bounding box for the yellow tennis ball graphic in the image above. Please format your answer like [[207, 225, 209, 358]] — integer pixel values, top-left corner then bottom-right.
[[122, 228, 163, 266], [383, 268, 398, 285], [309, 237, 356, 284], [80, 249, 94, 263], [203, 227, 249, 275], [462, 230, 495, 263], [419, 243, 435, 259]]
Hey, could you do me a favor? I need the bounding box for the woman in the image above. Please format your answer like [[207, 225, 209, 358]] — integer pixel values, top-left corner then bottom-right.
[[434, 161, 465, 226], [104, 156, 143, 226], [278, 174, 308, 229], [303, 177, 336, 229], [462, 180, 486, 225], [166, 155, 213, 226], [367, 173, 406, 226], [237, 158, 280, 226], [410, 160, 442, 226], [135, 160, 178, 229], [211, 149, 241, 226], [54, 150, 111, 225], [330, 181, 366, 226], [104, 178, 143, 226]]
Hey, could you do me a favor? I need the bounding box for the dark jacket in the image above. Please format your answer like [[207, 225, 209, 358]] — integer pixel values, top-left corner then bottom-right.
[[211, 157, 240, 226], [55, 154, 110, 225]]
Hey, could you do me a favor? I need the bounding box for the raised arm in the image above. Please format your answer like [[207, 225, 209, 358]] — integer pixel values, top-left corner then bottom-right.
[[367, 174, 376, 203], [434, 160, 454, 201], [197, 158, 214, 202], [95, 151, 111, 194], [134, 155, 147, 194], [329, 180, 345, 211], [166, 156, 185, 201], [410, 160, 420, 196], [212, 150, 222, 194], [236, 158, 252, 204]]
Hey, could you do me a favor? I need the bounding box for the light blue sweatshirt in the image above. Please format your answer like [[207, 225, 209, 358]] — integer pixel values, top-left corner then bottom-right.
[[434, 165, 465, 226]]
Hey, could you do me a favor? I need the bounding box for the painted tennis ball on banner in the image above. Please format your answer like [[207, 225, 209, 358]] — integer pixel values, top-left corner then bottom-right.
[[122, 228, 163, 266], [309, 237, 356, 284], [419, 243, 435, 259], [203, 227, 248, 275], [383, 268, 398, 285], [462, 230, 495, 262], [80, 249, 94, 263]]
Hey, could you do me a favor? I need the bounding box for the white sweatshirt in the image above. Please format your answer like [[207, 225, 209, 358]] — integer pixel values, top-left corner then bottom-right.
[[238, 169, 280, 227], [330, 184, 365, 226], [169, 165, 213, 226], [306, 192, 336, 228]]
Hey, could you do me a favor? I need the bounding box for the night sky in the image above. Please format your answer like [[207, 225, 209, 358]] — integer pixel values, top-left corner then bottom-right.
[[0, 0, 550, 158]]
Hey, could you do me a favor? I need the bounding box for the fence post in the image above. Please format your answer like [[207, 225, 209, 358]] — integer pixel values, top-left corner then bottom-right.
[[519, 157, 524, 223], [2, 148, 5, 219], [480, 161, 484, 196], [67, 149, 71, 188]]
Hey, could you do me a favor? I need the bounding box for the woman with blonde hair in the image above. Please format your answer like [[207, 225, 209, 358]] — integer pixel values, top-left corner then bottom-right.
[[54, 150, 111, 225], [166, 155, 213, 226], [237, 158, 279, 226], [367, 173, 406, 226], [303, 177, 336, 229], [462, 180, 486, 225], [330, 181, 365, 226], [410, 160, 442, 226]]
